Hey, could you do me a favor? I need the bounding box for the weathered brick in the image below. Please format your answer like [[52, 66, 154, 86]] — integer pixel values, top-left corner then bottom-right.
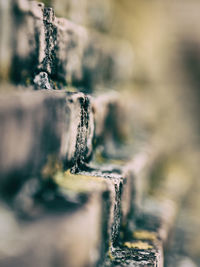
[[0, 89, 94, 197], [64, 92, 94, 171], [76, 164, 134, 247], [100, 157, 191, 266], [0, 174, 110, 267]]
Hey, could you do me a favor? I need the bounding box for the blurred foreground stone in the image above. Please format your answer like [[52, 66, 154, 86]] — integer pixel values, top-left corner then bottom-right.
[[0, 174, 109, 267], [0, 0, 134, 91]]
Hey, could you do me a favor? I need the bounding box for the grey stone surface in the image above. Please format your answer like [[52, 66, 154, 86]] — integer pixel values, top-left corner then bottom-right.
[[65, 92, 94, 171], [0, 89, 94, 198], [104, 240, 163, 267]]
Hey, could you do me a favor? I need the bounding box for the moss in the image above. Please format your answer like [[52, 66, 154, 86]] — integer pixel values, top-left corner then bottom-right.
[[133, 230, 157, 241], [123, 241, 153, 250], [108, 245, 114, 261], [39, 0, 52, 7]]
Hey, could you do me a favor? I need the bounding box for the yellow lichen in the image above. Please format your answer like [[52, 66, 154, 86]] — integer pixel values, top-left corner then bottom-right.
[[124, 241, 153, 250], [54, 169, 106, 193], [64, 85, 78, 93], [108, 249, 114, 260], [133, 230, 157, 241], [108, 159, 125, 165], [108, 241, 114, 260]]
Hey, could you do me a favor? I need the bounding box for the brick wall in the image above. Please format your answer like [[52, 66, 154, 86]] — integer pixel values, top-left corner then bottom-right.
[[0, 0, 199, 266]]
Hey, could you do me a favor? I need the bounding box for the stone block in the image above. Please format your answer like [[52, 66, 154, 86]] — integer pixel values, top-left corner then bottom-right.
[[0, 89, 94, 198], [62, 92, 94, 171], [77, 163, 134, 247], [0, 173, 109, 267], [101, 157, 192, 266]]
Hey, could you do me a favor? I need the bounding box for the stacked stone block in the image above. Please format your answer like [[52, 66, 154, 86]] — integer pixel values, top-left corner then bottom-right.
[[0, 0, 192, 266]]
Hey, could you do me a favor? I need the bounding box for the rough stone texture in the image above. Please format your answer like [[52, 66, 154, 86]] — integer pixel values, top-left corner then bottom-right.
[[104, 239, 163, 267], [63, 92, 94, 171], [0, 89, 94, 198], [8, 0, 134, 91], [77, 163, 134, 247], [0, 174, 109, 267]]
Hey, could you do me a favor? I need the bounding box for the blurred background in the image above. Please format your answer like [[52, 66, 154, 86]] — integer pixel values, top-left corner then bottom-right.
[[1, 0, 200, 266]]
